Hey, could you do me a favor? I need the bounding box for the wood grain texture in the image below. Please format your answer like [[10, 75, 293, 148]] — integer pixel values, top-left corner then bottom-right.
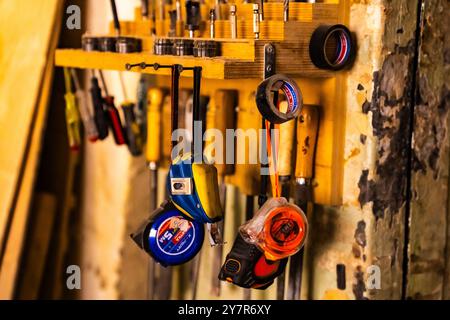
[[0, 0, 62, 299]]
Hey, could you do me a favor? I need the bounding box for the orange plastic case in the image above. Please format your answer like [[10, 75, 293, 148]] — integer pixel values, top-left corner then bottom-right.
[[240, 197, 308, 260]]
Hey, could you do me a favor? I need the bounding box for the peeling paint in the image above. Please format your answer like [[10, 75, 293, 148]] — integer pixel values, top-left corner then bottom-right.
[[357, 41, 416, 219], [353, 266, 368, 300]]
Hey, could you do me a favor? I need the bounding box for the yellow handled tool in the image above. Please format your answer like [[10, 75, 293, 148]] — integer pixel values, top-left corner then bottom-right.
[[288, 104, 320, 300], [146, 88, 164, 165], [63, 68, 81, 152], [205, 90, 238, 297], [295, 105, 320, 183], [275, 100, 297, 300]]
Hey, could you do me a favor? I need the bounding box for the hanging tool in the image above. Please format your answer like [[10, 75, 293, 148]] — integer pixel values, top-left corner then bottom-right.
[[185, 0, 200, 38], [136, 76, 149, 142], [230, 5, 237, 39], [283, 0, 289, 22], [98, 70, 127, 145], [275, 100, 296, 300], [209, 9, 216, 39], [168, 67, 223, 225], [141, 0, 149, 18], [259, 0, 264, 21], [89, 71, 109, 140], [253, 4, 260, 39], [131, 200, 205, 267], [70, 69, 99, 142], [145, 87, 165, 299], [118, 73, 143, 156], [205, 90, 238, 296], [63, 68, 81, 151], [287, 104, 319, 300], [110, 0, 121, 36]]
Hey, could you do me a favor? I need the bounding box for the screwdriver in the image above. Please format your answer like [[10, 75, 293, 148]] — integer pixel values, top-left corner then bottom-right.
[[136, 76, 149, 142], [89, 71, 109, 140], [118, 72, 142, 156], [276, 100, 296, 300], [98, 70, 127, 145], [145, 88, 164, 299], [287, 104, 319, 300], [206, 90, 238, 297], [63, 68, 82, 151], [70, 69, 99, 142], [141, 0, 149, 19]]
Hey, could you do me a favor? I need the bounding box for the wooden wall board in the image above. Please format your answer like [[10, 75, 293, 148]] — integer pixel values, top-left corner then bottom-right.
[[0, 0, 63, 299]]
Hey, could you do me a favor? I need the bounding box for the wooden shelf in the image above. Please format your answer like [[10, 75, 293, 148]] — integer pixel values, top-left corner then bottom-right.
[[55, 35, 333, 79]]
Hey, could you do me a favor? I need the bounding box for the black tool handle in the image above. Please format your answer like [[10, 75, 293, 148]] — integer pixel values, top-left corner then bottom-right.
[[122, 103, 143, 156], [170, 65, 182, 150], [141, 0, 149, 18], [104, 96, 127, 145], [110, 0, 121, 35], [90, 76, 109, 140]]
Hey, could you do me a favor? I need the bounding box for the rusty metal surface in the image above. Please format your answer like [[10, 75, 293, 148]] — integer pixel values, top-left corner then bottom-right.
[[407, 0, 449, 300]]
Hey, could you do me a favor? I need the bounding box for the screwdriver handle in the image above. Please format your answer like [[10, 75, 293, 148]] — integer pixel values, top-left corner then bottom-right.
[[70, 69, 99, 142], [110, 0, 121, 35], [205, 90, 237, 176], [146, 89, 164, 164], [122, 102, 143, 156], [64, 92, 82, 152], [90, 76, 109, 140], [75, 90, 99, 142], [104, 96, 127, 145], [63, 68, 81, 151], [278, 101, 296, 177], [295, 105, 319, 179]]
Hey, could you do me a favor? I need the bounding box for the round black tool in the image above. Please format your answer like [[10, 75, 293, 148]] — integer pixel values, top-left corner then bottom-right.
[[154, 38, 174, 55], [309, 24, 355, 71], [98, 37, 117, 52], [193, 40, 220, 57], [116, 37, 142, 53], [255, 74, 302, 124], [82, 36, 99, 51], [131, 201, 205, 267], [174, 39, 194, 56]]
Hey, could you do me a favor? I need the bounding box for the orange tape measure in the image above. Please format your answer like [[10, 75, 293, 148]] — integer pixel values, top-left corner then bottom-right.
[[258, 204, 307, 260]]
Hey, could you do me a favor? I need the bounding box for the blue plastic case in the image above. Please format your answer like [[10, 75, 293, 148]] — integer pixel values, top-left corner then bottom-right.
[[146, 207, 204, 266]]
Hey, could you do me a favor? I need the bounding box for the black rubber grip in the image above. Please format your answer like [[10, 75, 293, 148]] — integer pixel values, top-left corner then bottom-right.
[[90, 77, 109, 140], [104, 96, 126, 145], [122, 103, 143, 156], [255, 74, 302, 124], [309, 24, 355, 71]]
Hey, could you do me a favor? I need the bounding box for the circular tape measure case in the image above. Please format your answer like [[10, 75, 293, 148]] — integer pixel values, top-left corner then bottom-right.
[[130, 201, 204, 267]]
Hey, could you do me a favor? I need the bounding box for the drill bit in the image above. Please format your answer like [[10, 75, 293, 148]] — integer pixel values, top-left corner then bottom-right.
[[230, 4, 237, 39], [259, 0, 264, 21], [284, 0, 289, 22], [253, 4, 260, 40], [209, 9, 215, 38]]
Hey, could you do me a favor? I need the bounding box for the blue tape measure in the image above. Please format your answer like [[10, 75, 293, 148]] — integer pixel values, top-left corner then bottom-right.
[[147, 208, 204, 266], [131, 201, 204, 267]]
